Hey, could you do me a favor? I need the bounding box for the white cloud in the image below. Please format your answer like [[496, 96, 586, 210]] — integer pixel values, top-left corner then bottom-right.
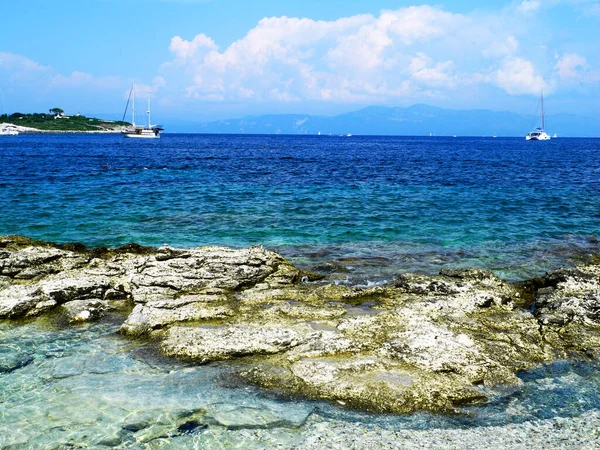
[[407, 53, 456, 87], [555, 53, 588, 81], [169, 34, 218, 60], [517, 0, 542, 14], [488, 57, 548, 95], [160, 6, 476, 103], [0, 52, 48, 72], [482, 36, 520, 58]]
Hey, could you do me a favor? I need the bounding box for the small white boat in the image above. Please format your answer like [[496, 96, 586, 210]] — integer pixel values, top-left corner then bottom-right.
[[526, 91, 551, 141], [122, 82, 163, 139], [0, 125, 18, 136], [553, 133, 558, 139]]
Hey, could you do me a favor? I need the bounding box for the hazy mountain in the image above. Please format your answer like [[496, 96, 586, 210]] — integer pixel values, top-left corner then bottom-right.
[[192, 105, 599, 137]]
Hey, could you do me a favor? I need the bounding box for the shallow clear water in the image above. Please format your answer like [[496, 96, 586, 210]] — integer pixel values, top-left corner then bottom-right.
[[1, 318, 599, 448], [1, 134, 598, 281]]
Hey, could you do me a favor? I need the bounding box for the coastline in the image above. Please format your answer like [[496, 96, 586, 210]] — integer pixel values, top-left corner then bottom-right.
[[0, 122, 124, 134], [2, 235, 599, 412], [1, 235, 599, 448]]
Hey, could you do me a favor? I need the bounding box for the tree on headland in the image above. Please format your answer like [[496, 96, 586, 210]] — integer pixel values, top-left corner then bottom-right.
[[49, 108, 64, 115]]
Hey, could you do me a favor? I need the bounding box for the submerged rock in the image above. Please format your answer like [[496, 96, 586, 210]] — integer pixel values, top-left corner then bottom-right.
[[1, 234, 599, 414], [0, 348, 33, 373]]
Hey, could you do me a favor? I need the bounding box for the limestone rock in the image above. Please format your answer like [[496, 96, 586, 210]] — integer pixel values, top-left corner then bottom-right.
[[120, 298, 234, 336], [58, 299, 110, 323], [162, 324, 306, 363], [2, 235, 599, 415], [535, 263, 600, 358]]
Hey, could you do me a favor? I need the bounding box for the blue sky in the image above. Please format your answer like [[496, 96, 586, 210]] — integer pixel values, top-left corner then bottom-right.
[[1, 0, 598, 127]]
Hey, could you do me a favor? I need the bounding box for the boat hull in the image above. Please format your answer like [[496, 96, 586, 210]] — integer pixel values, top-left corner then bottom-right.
[[526, 134, 551, 141], [122, 127, 161, 139], [123, 133, 160, 139]]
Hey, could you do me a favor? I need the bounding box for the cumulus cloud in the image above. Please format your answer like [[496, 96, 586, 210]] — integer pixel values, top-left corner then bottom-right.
[[555, 53, 588, 81], [407, 53, 456, 87], [157, 2, 600, 105], [488, 57, 548, 95], [160, 6, 481, 103], [169, 34, 218, 60]]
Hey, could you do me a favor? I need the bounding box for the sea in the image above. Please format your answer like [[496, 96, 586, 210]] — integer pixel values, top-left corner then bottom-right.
[[0, 133, 599, 448]]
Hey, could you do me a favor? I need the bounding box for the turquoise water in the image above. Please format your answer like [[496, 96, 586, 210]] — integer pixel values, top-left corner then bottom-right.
[[1, 134, 598, 281]]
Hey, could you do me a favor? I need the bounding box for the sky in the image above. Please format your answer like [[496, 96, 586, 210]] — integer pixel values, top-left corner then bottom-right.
[[0, 0, 598, 128]]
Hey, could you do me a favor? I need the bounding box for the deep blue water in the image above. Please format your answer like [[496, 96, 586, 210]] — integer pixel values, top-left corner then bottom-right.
[[0, 133, 598, 281]]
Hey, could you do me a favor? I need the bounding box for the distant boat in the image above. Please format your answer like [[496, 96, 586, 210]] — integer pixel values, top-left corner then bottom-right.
[[526, 90, 551, 141], [0, 125, 18, 136], [553, 133, 558, 138], [121, 82, 163, 139], [346, 133, 352, 137]]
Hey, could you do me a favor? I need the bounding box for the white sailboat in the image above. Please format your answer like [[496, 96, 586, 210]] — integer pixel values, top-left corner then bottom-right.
[[526, 91, 551, 141], [122, 82, 163, 139]]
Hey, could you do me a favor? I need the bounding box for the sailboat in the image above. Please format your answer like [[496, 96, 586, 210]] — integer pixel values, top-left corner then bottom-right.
[[526, 90, 551, 141], [122, 82, 163, 139]]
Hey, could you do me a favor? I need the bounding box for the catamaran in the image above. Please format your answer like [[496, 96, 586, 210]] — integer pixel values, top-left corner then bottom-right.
[[122, 82, 163, 139], [526, 91, 551, 141]]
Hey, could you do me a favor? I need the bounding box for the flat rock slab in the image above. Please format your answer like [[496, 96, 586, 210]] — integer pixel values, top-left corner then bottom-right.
[[162, 325, 306, 362]]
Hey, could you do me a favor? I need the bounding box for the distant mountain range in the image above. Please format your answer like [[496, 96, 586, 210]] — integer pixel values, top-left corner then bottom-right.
[[193, 105, 599, 137]]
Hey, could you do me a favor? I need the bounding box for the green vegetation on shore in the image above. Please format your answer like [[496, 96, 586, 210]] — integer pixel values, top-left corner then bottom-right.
[[0, 110, 130, 132]]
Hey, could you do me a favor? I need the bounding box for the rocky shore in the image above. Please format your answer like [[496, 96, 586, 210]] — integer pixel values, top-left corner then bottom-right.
[[1, 235, 599, 416], [0, 122, 124, 134]]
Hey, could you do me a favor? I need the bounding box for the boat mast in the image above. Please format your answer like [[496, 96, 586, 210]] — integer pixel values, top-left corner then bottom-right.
[[147, 93, 151, 129], [132, 82, 136, 127], [541, 90, 545, 131]]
